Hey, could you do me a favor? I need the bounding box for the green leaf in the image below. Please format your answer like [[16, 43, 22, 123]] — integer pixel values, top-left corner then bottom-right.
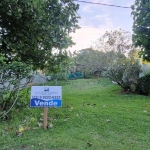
[[7, 12, 12, 16], [53, 38, 57, 42]]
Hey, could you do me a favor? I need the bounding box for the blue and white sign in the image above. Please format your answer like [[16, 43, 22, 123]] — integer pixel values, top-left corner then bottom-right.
[[30, 86, 62, 107]]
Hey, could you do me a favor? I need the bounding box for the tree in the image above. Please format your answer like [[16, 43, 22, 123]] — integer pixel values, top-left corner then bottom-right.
[[72, 30, 133, 78], [132, 0, 150, 62], [74, 48, 106, 77], [0, 0, 80, 118], [0, 0, 80, 69], [93, 29, 132, 54], [92, 29, 141, 92], [43, 49, 72, 81], [93, 29, 132, 68]]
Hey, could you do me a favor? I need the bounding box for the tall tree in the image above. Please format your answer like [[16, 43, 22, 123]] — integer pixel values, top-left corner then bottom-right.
[[132, 0, 150, 62], [93, 29, 132, 66], [92, 29, 141, 91], [93, 29, 132, 54], [0, 0, 80, 69]]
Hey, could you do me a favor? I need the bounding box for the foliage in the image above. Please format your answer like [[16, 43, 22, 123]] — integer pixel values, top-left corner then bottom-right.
[[93, 29, 133, 74], [16, 88, 31, 109], [93, 29, 132, 54], [73, 48, 107, 78], [0, 0, 80, 117], [73, 29, 133, 79], [132, 0, 150, 62], [136, 74, 150, 95], [0, 0, 80, 69], [91, 29, 141, 92], [43, 50, 72, 81], [105, 55, 141, 92], [0, 55, 33, 119]]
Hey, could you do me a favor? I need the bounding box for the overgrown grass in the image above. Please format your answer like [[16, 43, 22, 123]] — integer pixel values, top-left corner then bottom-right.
[[0, 78, 150, 150]]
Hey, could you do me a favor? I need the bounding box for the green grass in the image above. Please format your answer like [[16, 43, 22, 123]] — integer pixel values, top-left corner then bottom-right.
[[0, 78, 150, 150]]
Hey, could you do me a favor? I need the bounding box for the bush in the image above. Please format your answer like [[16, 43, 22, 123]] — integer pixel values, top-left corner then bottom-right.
[[136, 74, 150, 95], [105, 59, 141, 92], [0, 56, 33, 119]]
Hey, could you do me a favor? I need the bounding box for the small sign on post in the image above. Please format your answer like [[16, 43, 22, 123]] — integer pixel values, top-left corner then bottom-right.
[[30, 86, 62, 129]]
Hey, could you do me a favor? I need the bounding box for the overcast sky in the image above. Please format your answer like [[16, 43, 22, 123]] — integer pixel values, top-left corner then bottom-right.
[[68, 0, 135, 51]]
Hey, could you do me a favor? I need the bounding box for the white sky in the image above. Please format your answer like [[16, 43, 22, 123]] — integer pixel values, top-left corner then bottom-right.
[[67, 0, 135, 52]]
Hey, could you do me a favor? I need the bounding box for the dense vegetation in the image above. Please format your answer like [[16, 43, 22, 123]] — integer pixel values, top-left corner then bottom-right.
[[132, 0, 150, 61], [136, 74, 150, 95], [0, 0, 80, 69]]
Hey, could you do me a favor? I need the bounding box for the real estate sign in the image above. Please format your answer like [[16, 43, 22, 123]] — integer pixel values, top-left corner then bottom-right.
[[30, 86, 62, 107]]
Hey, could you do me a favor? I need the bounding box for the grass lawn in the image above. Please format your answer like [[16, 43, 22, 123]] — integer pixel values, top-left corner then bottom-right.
[[0, 78, 150, 150]]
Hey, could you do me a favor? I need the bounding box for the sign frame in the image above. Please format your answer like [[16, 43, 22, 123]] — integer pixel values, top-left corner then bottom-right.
[[30, 86, 62, 108]]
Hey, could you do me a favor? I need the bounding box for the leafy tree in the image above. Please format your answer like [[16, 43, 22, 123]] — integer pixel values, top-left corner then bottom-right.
[[132, 0, 150, 62], [92, 29, 141, 92], [74, 48, 106, 78], [0, 0, 80, 69], [93, 29, 132, 54], [0, 0, 80, 118], [72, 30, 133, 78], [93, 29, 132, 69]]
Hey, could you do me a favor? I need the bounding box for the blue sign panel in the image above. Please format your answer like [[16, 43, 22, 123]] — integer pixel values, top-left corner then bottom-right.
[[30, 86, 62, 107]]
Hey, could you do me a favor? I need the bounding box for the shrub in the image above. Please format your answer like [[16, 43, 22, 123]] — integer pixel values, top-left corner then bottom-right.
[[0, 56, 33, 119], [136, 74, 150, 95], [105, 59, 141, 92]]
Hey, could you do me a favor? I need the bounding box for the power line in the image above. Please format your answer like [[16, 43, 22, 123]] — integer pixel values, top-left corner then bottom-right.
[[73, 0, 131, 9]]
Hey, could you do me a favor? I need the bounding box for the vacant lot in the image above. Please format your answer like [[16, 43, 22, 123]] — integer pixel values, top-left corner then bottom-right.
[[0, 78, 150, 150]]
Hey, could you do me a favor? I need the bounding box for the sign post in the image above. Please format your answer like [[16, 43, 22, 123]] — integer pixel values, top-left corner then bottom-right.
[[43, 107, 48, 129], [30, 86, 62, 129]]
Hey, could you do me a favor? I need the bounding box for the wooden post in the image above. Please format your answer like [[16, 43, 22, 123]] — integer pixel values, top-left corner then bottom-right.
[[43, 84, 48, 129], [43, 107, 48, 129]]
